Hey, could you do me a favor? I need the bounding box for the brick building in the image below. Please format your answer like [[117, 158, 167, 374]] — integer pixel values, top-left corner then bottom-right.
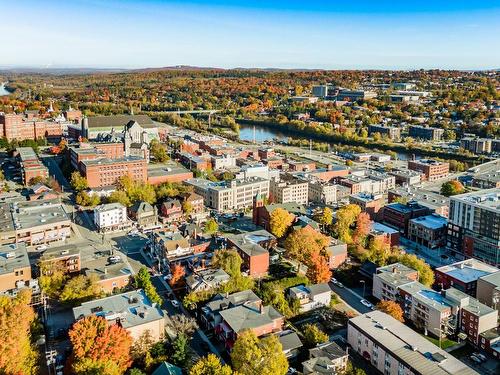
[[80, 156, 147, 188], [408, 159, 449, 182], [381, 201, 431, 236], [0, 113, 63, 141], [15, 147, 48, 186]]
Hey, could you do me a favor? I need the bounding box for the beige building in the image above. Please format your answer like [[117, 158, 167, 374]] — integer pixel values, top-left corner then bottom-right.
[[0, 243, 31, 293], [307, 179, 337, 205], [73, 289, 166, 342], [270, 176, 308, 205]]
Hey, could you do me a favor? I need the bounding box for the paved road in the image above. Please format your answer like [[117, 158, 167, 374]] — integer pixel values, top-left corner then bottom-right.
[[329, 282, 372, 314], [42, 155, 71, 190]]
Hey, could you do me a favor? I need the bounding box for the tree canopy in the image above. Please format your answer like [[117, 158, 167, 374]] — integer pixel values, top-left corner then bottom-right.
[[376, 300, 404, 322], [269, 208, 295, 238], [440, 180, 466, 197], [189, 354, 234, 375]]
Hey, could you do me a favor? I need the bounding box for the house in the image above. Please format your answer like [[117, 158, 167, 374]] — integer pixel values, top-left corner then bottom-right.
[[73, 289, 166, 342], [149, 231, 192, 266], [151, 362, 182, 375], [216, 302, 284, 350], [326, 238, 348, 269], [302, 341, 349, 374], [128, 201, 158, 229], [276, 330, 303, 359], [201, 290, 261, 330], [185, 268, 230, 292], [288, 283, 332, 312], [180, 192, 204, 214], [28, 183, 58, 201], [160, 199, 183, 222]]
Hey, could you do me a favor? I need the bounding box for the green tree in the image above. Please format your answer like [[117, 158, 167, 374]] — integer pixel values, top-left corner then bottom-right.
[[335, 204, 361, 243], [231, 330, 288, 375], [204, 218, 219, 235], [213, 249, 242, 278], [76, 191, 101, 207], [108, 190, 131, 207], [189, 354, 233, 375], [149, 139, 169, 162], [60, 275, 102, 304], [269, 208, 295, 238], [70, 171, 88, 192], [302, 324, 329, 348], [170, 333, 191, 368], [134, 267, 162, 305], [440, 180, 465, 197], [395, 253, 435, 287]]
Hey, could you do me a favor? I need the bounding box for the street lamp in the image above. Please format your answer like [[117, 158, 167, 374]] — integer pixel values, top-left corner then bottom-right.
[[360, 280, 366, 298]]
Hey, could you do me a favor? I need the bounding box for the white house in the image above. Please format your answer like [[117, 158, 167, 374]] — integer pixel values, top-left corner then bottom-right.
[[93, 203, 130, 233], [288, 283, 332, 312]]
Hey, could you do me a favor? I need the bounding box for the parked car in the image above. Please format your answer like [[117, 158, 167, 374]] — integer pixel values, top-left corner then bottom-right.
[[171, 300, 180, 308], [470, 356, 482, 364], [473, 353, 486, 361], [360, 299, 374, 309], [337, 282, 344, 288], [36, 245, 48, 251], [330, 277, 338, 284], [108, 256, 121, 264]]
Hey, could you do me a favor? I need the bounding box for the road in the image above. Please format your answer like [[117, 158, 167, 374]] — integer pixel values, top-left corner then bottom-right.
[[329, 282, 373, 314], [42, 155, 71, 190]]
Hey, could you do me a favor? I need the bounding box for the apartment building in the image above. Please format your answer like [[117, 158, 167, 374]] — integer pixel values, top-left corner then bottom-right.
[[372, 263, 419, 301], [0, 199, 71, 246], [0, 243, 31, 293], [348, 311, 479, 375], [73, 289, 166, 342], [476, 272, 500, 311], [447, 189, 500, 266], [270, 176, 309, 205], [307, 179, 337, 205], [39, 245, 81, 275], [409, 125, 444, 141], [93, 203, 129, 233], [226, 230, 274, 277], [288, 283, 332, 313], [381, 201, 431, 236], [79, 156, 148, 188], [408, 214, 448, 250], [186, 177, 269, 211], [149, 231, 192, 264], [368, 124, 401, 141], [408, 159, 449, 182], [435, 259, 498, 297], [460, 137, 493, 154], [388, 187, 449, 218], [349, 193, 384, 219], [15, 147, 49, 186], [0, 112, 63, 141]]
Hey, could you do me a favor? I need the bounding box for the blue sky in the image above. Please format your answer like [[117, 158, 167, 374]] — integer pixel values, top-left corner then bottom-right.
[[0, 0, 499, 69]]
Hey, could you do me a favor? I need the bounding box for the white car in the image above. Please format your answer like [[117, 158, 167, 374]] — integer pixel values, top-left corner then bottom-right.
[[108, 256, 121, 264], [171, 300, 180, 308], [360, 299, 374, 309], [330, 277, 338, 284], [163, 274, 172, 281], [337, 282, 344, 288], [36, 245, 48, 251]]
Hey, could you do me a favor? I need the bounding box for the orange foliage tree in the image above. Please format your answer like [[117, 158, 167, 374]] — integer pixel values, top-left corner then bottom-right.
[[377, 300, 404, 322], [170, 263, 186, 287], [309, 251, 331, 283], [69, 315, 133, 375], [353, 212, 372, 246]]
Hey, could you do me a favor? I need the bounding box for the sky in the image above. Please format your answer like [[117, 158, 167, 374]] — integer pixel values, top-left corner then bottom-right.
[[0, 0, 499, 70]]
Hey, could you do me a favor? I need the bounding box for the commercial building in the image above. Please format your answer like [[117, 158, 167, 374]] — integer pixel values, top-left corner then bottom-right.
[[409, 125, 444, 141], [368, 124, 401, 141], [226, 230, 275, 277], [337, 89, 377, 101], [389, 169, 422, 186], [0, 112, 63, 141], [80, 156, 148, 188], [435, 259, 498, 296], [83, 257, 133, 293], [460, 137, 493, 154], [349, 193, 384, 219], [447, 189, 500, 266], [0, 199, 71, 246], [128, 201, 158, 229], [270, 176, 309, 205], [70, 142, 125, 169], [93, 203, 129, 233], [381, 201, 431, 236], [39, 245, 81, 275], [186, 177, 269, 211], [147, 162, 193, 185], [408, 214, 448, 250], [15, 147, 48, 186], [0, 243, 31, 293], [307, 179, 338, 205], [388, 187, 450, 218], [73, 289, 166, 342], [408, 159, 449, 182], [348, 311, 479, 375]]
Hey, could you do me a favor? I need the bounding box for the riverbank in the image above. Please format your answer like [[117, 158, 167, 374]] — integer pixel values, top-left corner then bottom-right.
[[0, 82, 13, 96], [236, 118, 483, 165]]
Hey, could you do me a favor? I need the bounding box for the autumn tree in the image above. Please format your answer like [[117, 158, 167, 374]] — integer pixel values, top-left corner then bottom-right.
[[315, 207, 333, 229], [213, 249, 242, 278], [377, 300, 404, 322], [76, 191, 101, 207], [353, 212, 372, 246], [204, 218, 219, 235], [335, 204, 361, 243], [149, 139, 169, 162], [308, 250, 331, 283], [170, 263, 186, 288], [284, 226, 329, 264], [69, 315, 133, 375], [363, 236, 393, 266], [303, 324, 329, 348], [231, 330, 288, 375], [269, 207, 295, 238], [395, 253, 435, 287], [70, 171, 88, 192], [108, 190, 131, 207], [189, 354, 233, 375], [182, 201, 193, 215], [440, 180, 465, 197], [0, 290, 38, 375], [60, 274, 102, 304], [39, 260, 68, 298]]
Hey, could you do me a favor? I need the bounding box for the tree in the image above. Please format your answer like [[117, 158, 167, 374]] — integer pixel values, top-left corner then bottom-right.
[[303, 324, 329, 348], [28, 175, 46, 186], [69, 315, 132, 375], [440, 180, 465, 197], [134, 267, 162, 305], [0, 290, 38, 375], [284, 226, 329, 264], [130, 330, 155, 371], [70, 171, 88, 192], [231, 331, 288, 375], [335, 204, 361, 243], [76, 191, 101, 207], [353, 212, 372, 246], [315, 207, 333, 228], [308, 251, 331, 283], [364, 236, 393, 266], [169, 315, 198, 336], [39, 261, 68, 298], [182, 201, 193, 215], [169, 263, 186, 287], [204, 218, 218, 235], [269, 208, 295, 238], [149, 139, 169, 162], [212, 249, 242, 278], [60, 275, 102, 304], [170, 333, 191, 368], [189, 354, 233, 375], [396, 254, 434, 286], [108, 190, 131, 207], [376, 300, 404, 322]]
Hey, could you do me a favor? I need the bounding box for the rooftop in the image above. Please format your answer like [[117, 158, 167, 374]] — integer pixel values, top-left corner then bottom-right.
[[94, 202, 126, 212], [81, 156, 145, 167], [436, 259, 498, 284], [40, 244, 80, 262], [186, 177, 267, 191], [0, 243, 30, 276], [349, 311, 478, 375], [219, 303, 282, 333], [450, 188, 500, 212], [399, 282, 452, 312], [409, 214, 447, 229], [9, 199, 70, 231], [73, 289, 164, 329], [87, 114, 156, 129], [226, 229, 275, 257]]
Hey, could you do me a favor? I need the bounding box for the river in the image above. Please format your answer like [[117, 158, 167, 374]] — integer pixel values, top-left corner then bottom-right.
[[0, 83, 12, 96], [239, 122, 409, 160]]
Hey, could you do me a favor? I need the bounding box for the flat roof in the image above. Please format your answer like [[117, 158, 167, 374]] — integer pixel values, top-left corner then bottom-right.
[[409, 214, 447, 230], [147, 162, 192, 178], [349, 311, 478, 375], [186, 177, 267, 191], [11, 199, 70, 231], [450, 188, 500, 211], [0, 243, 30, 276], [94, 202, 126, 212], [399, 282, 451, 312], [81, 156, 145, 167], [437, 259, 498, 283], [73, 289, 164, 329]]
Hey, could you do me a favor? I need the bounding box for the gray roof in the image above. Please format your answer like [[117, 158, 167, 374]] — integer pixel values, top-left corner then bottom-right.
[[73, 289, 164, 329], [0, 243, 30, 276], [226, 229, 275, 257], [309, 341, 347, 360], [130, 201, 154, 215], [308, 283, 332, 297], [219, 304, 282, 333], [349, 311, 479, 375], [277, 330, 303, 352], [479, 271, 500, 287], [81, 156, 145, 167], [87, 115, 155, 129], [206, 289, 261, 312], [185, 268, 230, 290]]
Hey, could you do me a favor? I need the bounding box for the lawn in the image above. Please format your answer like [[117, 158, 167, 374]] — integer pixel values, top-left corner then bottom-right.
[[421, 334, 458, 350]]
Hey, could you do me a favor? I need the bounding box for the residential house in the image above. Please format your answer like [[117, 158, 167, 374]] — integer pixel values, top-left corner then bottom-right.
[[185, 268, 230, 293], [128, 201, 158, 229], [288, 283, 332, 312], [160, 199, 183, 222], [302, 341, 349, 374]]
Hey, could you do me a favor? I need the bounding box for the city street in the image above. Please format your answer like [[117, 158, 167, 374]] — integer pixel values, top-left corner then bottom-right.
[[329, 282, 373, 314]]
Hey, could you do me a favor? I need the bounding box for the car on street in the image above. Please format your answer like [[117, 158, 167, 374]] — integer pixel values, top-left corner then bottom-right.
[[36, 245, 48, 251], [473, 353, 486, 361], [108, 256, 121, 264], [163, 274, 172, 281], [171, 300, 180, 308], [360, 299, 374, 309], [470, 356, 482, 364], [337, 282, 344, 288], [330, 277, 338, 284]]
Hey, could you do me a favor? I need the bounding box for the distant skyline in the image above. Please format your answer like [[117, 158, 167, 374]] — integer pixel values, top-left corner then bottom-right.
[[1, 0, 499, 70]]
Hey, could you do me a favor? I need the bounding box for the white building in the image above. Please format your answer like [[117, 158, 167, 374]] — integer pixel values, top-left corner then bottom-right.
[[211, 155, 236, 170], [288, 283, 332, 313], [94, 203, 129, 232], [185, 177, 269, 211], [236, 164, 279, 181], [270, 177, 308, 205], [308, 179, 337, 205]]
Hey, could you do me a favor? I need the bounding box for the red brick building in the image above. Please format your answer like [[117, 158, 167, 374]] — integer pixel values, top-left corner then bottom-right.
[[0, 113, 63, 141], [408, 159, 449, 182], [381, 201, 431, 236], [80, 157, 147, 188]]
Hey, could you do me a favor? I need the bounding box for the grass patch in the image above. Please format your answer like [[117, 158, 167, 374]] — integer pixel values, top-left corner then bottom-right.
[[421, 334, 457, 350]]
